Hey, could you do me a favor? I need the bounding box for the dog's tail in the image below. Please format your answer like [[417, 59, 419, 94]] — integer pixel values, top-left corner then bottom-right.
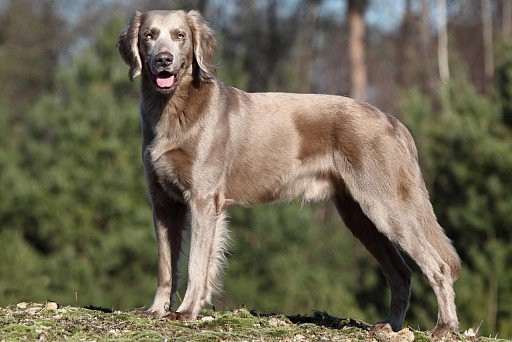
[[425, 221, 461, 281], [396, 121, 461, 280]]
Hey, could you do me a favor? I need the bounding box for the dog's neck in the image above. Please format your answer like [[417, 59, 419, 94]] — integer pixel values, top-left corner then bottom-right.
[[140, 70, 214, 143]]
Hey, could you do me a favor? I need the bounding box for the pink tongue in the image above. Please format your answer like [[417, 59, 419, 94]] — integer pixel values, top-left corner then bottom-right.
[[156, 75, 175, 88]]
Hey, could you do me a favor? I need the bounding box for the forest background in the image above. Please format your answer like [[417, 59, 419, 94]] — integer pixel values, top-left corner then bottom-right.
[[0, 0, 511, 338]]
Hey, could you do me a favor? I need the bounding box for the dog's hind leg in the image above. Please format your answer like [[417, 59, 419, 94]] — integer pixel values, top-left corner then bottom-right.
[[340, 173, 460, 336], [334, 191, 411, 332], [175, 193, 229, 320], [146, 185, 188, 317]]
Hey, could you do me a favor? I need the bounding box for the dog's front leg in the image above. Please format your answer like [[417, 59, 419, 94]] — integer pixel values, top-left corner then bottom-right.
[[175, 193, 228, 320], [146, 184, 188, 317]]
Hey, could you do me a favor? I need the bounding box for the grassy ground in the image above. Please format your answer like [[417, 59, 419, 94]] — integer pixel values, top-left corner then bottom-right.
[[0, 302, 506, 341]]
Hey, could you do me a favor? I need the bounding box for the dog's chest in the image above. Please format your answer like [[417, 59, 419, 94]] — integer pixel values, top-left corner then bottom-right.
[[149, 139, 194, 193]]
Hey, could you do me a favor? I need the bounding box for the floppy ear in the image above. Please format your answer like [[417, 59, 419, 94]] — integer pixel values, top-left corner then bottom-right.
[[117, 11, 142, 82], [187, 10, 216, 82]]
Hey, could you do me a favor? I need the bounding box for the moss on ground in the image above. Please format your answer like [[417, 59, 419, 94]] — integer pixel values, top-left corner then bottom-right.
[[0, 302, 507, 341]]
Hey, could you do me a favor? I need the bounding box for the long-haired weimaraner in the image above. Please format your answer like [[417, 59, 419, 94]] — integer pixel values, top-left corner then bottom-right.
[[117, 9, 460, 337]]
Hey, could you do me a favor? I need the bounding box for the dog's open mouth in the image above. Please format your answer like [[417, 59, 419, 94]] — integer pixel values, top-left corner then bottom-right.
[[155, 71, 177, 89]]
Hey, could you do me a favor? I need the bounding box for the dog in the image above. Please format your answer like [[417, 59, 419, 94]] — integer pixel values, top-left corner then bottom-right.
[[117, 9, 461, 336]]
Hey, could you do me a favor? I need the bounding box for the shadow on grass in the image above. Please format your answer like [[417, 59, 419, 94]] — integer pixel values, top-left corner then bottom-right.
[[251, 310, 371, 331], [83, 305, 371, 332], [83, 305, 113, 313]]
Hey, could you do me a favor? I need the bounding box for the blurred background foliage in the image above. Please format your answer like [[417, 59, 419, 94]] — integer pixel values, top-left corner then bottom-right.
[[0, 0, 511, 338]]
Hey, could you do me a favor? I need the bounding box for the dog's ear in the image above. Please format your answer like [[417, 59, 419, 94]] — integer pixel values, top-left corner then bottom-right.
[[187, 10, 216, 83], [117, 11, 142, 82]]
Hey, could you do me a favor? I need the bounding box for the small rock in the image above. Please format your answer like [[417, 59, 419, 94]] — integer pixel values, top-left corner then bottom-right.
[[108, 329, 119, 336], [376, 327, 414, 342], [268, 317, 288, 327], [16, 302, 28, 310], [463, 328, 476, 337], [201, 316, 214, 322], [294, 334, 305, 341], [44, 302, 58, 310], [26, 307, 40, 315], [397, 328, 415, 342]]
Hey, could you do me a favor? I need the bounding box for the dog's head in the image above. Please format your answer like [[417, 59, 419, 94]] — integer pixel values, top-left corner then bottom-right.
[[117, 10, 216, 94]]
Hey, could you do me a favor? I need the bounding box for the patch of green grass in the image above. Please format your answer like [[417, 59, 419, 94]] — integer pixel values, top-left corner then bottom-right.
[[413, 331, 432, 342], [0, 302, 508, 342]]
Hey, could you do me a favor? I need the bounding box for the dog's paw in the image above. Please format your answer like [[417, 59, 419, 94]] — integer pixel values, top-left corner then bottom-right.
[[370, 322, 394, 333], [431, 323, 458, 340], [144, 305, 170, 318], [163, 311, 194, 321], [144, 309, 164, 318], [144, 299, 172, 318], [161, 311, 178, 320]]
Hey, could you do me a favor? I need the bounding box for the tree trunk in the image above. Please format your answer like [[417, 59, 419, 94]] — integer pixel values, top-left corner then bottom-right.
[[437, 0, 449, 84], [420, 0, 431, 53], [265, 0, 281, 89], [347, 0, 368, 101], [502, 0, 512, 42], [197, 0, 208, 13], [397, 0, 413, 86], [420, 0, 438, 95], [299, 0, 322, 93], [482, 0, 494, 93]]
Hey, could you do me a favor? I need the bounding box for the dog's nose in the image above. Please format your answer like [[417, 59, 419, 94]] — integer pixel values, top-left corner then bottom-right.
[[155, 52, 173, 67]]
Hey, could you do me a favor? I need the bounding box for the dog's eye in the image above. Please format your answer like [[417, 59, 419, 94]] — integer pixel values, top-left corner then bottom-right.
[[177, 33, 185, 39], [144, 32, 153, 39]]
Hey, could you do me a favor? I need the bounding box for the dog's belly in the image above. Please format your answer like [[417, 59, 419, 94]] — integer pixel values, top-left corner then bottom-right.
[[278, 175, 334, 202], [225, 162, 335, 206]]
